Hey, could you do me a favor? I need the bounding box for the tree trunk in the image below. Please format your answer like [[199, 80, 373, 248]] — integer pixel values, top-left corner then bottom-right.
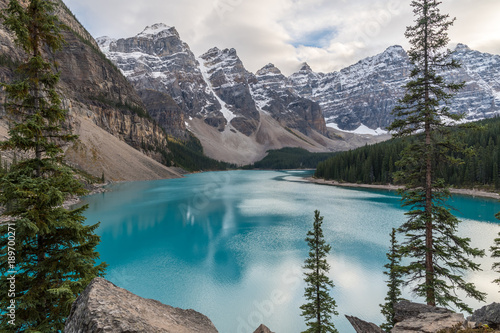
[[316, 229, 321, 331], [423, 0, 435, 307]]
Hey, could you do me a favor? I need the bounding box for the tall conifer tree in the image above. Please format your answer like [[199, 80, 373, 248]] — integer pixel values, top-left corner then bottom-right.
[[492, 232, 500, 290], [492, 211, 500, 291], [388, 0, 485, 312], [380, 228, 403, 332], [300, 210, 338, 333], [0, 0, 106, 331]]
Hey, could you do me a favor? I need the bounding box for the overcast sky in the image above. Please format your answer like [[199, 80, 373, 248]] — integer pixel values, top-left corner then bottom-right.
[[64, 0, 500, 76]]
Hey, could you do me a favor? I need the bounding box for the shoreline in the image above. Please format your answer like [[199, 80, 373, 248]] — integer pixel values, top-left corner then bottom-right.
[[306, 177, 500, 200]]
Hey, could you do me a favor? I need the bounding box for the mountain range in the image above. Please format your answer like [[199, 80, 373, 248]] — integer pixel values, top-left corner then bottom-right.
[[97, 23, 500, 164], [97, 24, 390, 165], [1, 4, 499, 176]]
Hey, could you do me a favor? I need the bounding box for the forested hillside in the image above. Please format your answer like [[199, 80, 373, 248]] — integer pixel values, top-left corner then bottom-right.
[[165, 135, 235, 171], [315, 117, 500, 189], [244, 148, 337, 170]]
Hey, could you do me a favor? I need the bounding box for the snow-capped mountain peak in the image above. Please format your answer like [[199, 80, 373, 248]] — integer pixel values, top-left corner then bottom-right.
[[96, 36, 116, 53], [299, 62, 313, 72], [454, 43, 471, 52], [136, 23, 177, 39], [256, 63, 283, 77]]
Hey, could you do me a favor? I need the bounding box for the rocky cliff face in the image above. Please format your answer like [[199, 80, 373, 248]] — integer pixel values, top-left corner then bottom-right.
[[98, 24, 218, 135], [64, 278, 219, 333], [199, 47, 260, 136], [252, 63, 327, 135], [0, 0, 180, 180], [289, 46, 411, 131]]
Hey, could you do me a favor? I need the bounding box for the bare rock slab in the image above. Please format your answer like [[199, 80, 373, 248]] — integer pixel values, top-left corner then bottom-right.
[[64, 277, 219, 333]]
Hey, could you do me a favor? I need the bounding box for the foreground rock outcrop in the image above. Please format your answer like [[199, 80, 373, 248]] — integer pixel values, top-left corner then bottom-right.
[[64, 278, 219, 333], [392, 301, 465, 333], [346, 315, 384, 333], [468, 302, 500, 329]]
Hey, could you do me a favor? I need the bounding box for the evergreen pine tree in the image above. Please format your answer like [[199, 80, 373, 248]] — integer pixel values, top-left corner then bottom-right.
[[0, 0, 106, 331], [492, 212, 500, 290], [387, 0, 485, 312], [300, 210, 338, 333], [380, 228, 403, 332], [492, 232, 500, 290]]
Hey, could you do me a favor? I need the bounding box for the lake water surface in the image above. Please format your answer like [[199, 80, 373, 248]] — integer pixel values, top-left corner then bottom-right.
[[80, 170, 500, 333]]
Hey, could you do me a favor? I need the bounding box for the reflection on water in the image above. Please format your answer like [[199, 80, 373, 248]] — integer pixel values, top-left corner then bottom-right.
[[80, 170, 500, 333]]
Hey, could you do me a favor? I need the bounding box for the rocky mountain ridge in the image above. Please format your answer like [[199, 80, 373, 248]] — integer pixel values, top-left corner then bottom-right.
[[98, 24, 500, 162], [98, 24, 388, 165], [289, 44, 500, 131]]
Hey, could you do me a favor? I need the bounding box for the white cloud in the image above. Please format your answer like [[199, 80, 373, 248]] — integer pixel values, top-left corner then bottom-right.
[[64, 0, 500, 75]]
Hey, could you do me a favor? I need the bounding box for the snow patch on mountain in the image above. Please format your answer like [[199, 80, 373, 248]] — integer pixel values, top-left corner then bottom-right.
[[327, 123, 388, 136], [197, 56, 235, 124], [96, 36, 116, 53], [137, 23, 174, 38]]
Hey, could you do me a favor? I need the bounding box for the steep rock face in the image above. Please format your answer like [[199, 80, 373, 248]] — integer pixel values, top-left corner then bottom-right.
[[0, 0, 177, 179], [138, 89, 187, 139], [64, 278, 219, 333], [468, 302, 500, 329], [449, 44, 500, 120], [252, 63, 327, 135], [99, 24, 222, 134], [199, 47, 259, 136], [290, 46, 410, 131], [288, 62, 324, 98]]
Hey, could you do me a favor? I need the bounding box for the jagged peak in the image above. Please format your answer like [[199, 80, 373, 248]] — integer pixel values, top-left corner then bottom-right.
[[256, 63, 282, 76], [299, 62, 313, 72], [382, 45, 407, 57], [384, 45, 404, 52], [455, 43, 471, 51], [224, 47, 238, 56], [200, 47, 222, 60], [136, 23, 177, 38], [201, 47, 240, 62]]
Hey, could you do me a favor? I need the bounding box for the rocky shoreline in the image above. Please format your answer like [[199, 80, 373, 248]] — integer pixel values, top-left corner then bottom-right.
[[62, 182, 109, 209], [306, 177, 500, 200]]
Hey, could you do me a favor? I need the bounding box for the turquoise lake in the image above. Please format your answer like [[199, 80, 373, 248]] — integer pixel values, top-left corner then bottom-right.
[[80, 170, 500, 333]]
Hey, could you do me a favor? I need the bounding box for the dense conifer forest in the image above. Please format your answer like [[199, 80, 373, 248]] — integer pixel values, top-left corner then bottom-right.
[[165, 135, 235, 171], [244, 147, 337, 170], [315, 117, 500, 190]]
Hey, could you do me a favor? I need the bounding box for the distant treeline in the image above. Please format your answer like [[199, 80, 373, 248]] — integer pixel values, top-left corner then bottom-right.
[[315, 117, 500, 189], [244, 147, 338, 170]]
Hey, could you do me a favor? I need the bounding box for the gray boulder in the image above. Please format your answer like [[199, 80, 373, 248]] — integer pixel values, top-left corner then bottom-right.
[[468, 302, 500, 329], [393, 300, 453, 323], [345, 315, 384, 333], [392, 301, 465, 333], [64, 277, 219, 333]]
